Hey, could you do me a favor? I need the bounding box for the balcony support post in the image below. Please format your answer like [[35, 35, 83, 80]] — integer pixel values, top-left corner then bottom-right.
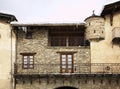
[[47, 75, 49, 85], [116, 79, 119, 85], [100, 79, 103, 84], [107, 75, 112, 84], [14, 77, 16, 89], [54, 75, 56, 84], [116, 75, 120, 85], [93, 79, 95, 84], [22, 76, 25, 84], [108, 79, 111, 84], [62, 75, 65, 85], [93, 74, 96, 84], [78, 79, 80, 84], [85, 74, 88, 84], [77, 75, 81, 84], [100, 75, 104, 84], [69, 75, 72, 84], [85, 79, 87, 84], [38, 75, 41, 84], [29, 75, 33, 84]]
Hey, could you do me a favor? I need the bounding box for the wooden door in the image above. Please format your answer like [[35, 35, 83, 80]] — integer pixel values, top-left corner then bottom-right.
[[61, 54, 73, 73]]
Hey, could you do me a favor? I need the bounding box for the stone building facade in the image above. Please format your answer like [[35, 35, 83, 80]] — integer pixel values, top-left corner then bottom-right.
[[1, 1, 120, 89], [12, 24, 91, 89]]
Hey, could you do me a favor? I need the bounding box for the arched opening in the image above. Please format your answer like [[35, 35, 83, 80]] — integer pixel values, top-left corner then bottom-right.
[[55, 86, 78, 89]]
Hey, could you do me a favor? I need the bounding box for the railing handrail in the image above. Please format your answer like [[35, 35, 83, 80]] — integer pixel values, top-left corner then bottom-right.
[[14, 63, 120, 75], [15, 63, 120, 64]]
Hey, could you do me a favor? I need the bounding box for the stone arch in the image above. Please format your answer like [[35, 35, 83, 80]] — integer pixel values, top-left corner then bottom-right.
[[55, 86, 78, 89]]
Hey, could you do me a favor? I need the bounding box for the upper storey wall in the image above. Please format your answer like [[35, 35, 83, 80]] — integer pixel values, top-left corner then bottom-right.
[[87, 11, 120, 63], [15, 28, 90, 64], [13, 26, 90, 74]]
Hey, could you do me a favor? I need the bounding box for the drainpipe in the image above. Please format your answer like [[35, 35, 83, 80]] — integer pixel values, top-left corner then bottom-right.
[[10, 25, 13, 89]]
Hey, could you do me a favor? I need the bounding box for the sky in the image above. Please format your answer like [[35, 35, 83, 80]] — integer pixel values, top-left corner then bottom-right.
[[0, 0, 119, 23]]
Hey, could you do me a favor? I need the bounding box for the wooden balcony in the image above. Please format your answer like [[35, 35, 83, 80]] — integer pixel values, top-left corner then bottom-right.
[[14, 63, 120, 75]]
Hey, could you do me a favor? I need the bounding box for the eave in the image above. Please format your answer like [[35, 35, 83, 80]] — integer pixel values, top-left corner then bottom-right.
[[0, 12, 17, 22], [101, 1, 120, 16], [11, 22, 86, 30]]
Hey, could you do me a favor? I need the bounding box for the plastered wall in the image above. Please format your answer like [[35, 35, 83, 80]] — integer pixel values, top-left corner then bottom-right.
[[91, 12, 120, 63], [0, 21, 15, 89]]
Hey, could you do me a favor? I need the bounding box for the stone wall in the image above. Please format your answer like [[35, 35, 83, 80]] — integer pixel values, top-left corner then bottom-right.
[[16, 28, 90, 74], [85, 17, 105, 40], [15, 28, 91, 89], [15, 75, 120, 89]]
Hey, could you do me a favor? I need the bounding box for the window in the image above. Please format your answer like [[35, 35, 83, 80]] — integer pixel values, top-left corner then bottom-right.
[[89, 22, 91, 26], [110, 13, 113, 26], [26, 32, 32, 39], [23, 55, 34, 69], [49, 29, 85, 46], [20, 53, 36, 69], [60, 53, 74, 73], [94, 30, 96, 33], [112, 27, 120, 44], [85, 40, 90, 46]]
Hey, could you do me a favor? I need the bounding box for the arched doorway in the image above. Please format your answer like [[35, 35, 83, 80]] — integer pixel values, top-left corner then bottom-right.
[[55, 86, 78, 89]]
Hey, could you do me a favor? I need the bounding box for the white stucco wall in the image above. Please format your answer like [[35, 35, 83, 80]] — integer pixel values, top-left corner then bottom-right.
[[91, 11, 120, 63], [0, 21, 15, 89]]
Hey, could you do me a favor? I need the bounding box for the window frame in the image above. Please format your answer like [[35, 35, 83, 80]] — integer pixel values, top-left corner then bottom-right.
[[57, 51, 77, 73], [20, 53, 36, 69], [60, 53, 74, 73]]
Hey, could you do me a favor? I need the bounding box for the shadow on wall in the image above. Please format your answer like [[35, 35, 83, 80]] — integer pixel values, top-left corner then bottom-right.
[[55, 86, 78, 89]]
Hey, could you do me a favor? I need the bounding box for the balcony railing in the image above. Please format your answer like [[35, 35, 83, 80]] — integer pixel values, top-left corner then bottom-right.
[[14, 63, 120, 75]]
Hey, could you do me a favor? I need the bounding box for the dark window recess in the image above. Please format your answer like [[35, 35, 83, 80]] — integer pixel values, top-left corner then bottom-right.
[[94, 30, 96, 33], [110, 13, 113, 26], [89, 22, 91, 26], [85, 40, 90, 46], [102, 31, 104, 33], [112, 38, 120, 44], [49, 29, 86, 46], [26, 32, 32, 39]]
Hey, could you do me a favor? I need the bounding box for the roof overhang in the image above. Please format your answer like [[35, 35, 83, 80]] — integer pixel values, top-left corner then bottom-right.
[[11, 22, 86, 30], [0, 12, 17, 22], [11, 22, 85, 27], [101, 1, 120, 16]]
